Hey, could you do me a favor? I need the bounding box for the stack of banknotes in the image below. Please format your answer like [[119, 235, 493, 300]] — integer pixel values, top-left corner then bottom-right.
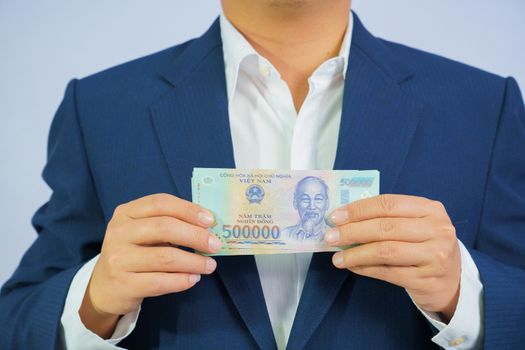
[[192, 168, 379, 256]]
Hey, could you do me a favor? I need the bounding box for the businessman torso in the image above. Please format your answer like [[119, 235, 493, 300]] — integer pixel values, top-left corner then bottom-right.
[[3, 14, 524, 350], [75, 16, 504, 349]]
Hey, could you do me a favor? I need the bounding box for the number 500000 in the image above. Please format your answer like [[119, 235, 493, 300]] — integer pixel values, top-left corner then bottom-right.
[[222, 225, 280, 239]]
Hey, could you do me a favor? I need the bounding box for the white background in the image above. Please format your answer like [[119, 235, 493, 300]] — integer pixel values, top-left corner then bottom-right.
[[1, 0, 524, 284]]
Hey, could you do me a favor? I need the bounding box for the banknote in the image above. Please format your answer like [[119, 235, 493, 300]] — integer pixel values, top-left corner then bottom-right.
[[192, 168, 379, 256]]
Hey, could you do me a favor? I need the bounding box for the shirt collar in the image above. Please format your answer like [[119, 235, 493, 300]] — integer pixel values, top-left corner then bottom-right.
[[220, 11, 354, 101]]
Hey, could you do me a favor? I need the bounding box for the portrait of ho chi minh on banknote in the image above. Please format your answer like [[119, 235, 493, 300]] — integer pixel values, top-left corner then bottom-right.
[[282, 176, 331, 243]]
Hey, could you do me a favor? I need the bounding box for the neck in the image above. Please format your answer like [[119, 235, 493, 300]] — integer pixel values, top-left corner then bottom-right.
[[221, 0, 351, 112]]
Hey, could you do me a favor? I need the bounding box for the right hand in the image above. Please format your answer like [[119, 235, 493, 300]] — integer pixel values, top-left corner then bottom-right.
[[79, 193, 221, 338]]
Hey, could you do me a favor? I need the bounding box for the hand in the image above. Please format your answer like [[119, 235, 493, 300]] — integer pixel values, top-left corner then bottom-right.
[[79, 193, 221, 338], [324, 194, 461, 322]]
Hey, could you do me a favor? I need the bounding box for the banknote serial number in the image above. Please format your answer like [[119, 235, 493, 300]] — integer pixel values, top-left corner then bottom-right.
[[339, 177, 375, 187], [222, 225, 280, 239]]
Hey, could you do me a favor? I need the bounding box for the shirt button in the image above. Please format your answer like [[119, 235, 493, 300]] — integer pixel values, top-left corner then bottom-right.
[[448, 336, 466, 346], [259, 65, 271, 77]]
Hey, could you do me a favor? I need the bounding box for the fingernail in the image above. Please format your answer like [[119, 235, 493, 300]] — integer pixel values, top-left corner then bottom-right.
[[189, 274, 201, 284], [330, 208, 349, 225], [198, 210, 215, 227], [324, 227, 340, 244], [205, 258, 217, 273], [332, 252, 344, 268], [208, 236, 222, 252]]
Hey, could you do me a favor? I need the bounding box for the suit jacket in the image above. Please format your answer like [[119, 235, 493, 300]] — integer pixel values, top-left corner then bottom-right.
[[1, 14, 524, 350]]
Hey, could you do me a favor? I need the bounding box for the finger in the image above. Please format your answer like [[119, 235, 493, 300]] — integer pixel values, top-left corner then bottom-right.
[[345, 265, 422, 290], [127, 272, 202, 298], [332, 241, 432, 268], [116, 193, 215, 227], [330, 194, 446, 225], [124, 216, 221, 253], [119, 246, 217, 274], [325, 217, 435, 246]]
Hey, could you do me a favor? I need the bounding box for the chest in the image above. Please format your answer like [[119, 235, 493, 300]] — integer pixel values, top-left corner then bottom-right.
[[228, 67, 345, 170], [84, 92, 492, 249]]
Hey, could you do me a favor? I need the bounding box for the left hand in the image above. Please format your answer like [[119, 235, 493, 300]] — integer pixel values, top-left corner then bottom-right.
[[325, 194, 461, 321]]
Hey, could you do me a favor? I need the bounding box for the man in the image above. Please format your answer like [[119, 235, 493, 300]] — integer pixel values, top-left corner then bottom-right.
[[283, 176, 330, 242], [1, 0, 524, 349]]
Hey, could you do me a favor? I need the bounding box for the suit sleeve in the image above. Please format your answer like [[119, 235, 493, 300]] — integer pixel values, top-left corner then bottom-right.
[[469, 77, 525, 349], [0, 79, 107, 350]]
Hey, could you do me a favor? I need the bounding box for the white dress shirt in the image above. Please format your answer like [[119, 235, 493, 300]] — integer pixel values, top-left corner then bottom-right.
[[59, 11, 483, 350]]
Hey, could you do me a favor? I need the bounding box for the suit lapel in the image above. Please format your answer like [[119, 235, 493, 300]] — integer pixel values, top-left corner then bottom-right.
[[149, 19, 276, 350], [149, 19, 234, 201], [286, 14, 424, 350]]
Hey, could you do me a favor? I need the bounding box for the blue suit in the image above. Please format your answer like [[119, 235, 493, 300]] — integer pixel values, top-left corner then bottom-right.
[[1, 14, 525, 349]]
